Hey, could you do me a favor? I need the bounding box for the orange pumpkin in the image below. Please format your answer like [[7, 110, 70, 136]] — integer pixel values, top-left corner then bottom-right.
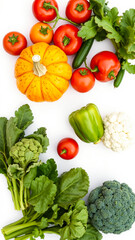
[[15, 42, 72, 102]]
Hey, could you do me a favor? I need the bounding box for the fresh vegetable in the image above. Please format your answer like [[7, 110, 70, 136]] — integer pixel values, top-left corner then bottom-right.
[[32, 0, 58, 22], [71, 68, 95, 92], [88, 180, 135, 234], [114, 68, 125, 87], [2, 162, 91, 240], [78, 0, 135, 86], [102, 112, 132, 151], [90, 51, 121, 82], [72, 38, 94, 69], [30, 22, 53, 44], [3, 32, 27, 55], [15, 42, 72, 102], [53, 24, 82, 55], [57, 138, 79, 160], [66, 0, 92, 24], [69, 103, 104, 143], [0, 104, 49, 211]]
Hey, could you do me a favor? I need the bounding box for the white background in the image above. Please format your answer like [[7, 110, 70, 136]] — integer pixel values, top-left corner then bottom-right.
[[0, 0, 135, 239]]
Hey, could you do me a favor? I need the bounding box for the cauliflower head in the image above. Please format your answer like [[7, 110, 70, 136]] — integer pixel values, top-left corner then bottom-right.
[[88, 180, 135, 234], [10, 138, 42, 168], [102, 112, 132, 151]]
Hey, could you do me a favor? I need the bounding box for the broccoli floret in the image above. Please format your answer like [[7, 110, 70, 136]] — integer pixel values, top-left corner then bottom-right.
[[88, 180, 135, 234], [10, 138, 42, 169]]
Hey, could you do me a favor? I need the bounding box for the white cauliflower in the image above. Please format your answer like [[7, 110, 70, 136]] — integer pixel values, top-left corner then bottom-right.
[[102, 112, 132, 152]]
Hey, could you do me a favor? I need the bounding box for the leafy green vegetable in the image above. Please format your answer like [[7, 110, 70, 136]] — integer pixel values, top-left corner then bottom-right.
[[29, 175, 57, 213], [78, 17, 97, 40], [0, 153, 7, 174], [55, 168, 89, 209], [79, 224, 103, 240], [89, 0, 106, 18], [122, 61, 135, 74], [23, 167, 38, 189], [37, 159, 58, 183], [8, 164, 24, 180], [15, 104, 33, 131], [0, 117, 7, 155]]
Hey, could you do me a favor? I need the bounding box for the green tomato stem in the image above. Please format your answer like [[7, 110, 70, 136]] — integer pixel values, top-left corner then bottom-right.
[[43, 3, 79, 29]]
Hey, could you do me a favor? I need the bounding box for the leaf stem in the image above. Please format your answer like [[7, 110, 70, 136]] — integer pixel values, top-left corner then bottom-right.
[[12, 178, 20, 211]]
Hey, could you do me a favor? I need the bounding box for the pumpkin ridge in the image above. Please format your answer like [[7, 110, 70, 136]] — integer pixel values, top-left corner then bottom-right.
[[45, 73, 69, 93], [44, 60, 67, 67], [19, 56, 33, 64], [15, 70, 33, 78], [39, 76, 46, 101], [46, 71, 70, 81], [16, 72, 35, 94], [23, 75, 35, 94], [31, 43, 49, 63], [42, 45, 50, 63], [47, 79, 63, 94]]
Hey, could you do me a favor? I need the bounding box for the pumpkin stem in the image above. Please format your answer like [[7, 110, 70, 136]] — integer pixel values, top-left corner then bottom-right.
[[32, 55, 47, 77]]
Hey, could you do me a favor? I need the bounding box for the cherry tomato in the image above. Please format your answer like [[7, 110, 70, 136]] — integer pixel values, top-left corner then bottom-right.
[[90, 51, 121, 82], [32, 0, 58, 22], [3, 32, 27, 56], [66, 0, 92, 24], [57, 138, 79, 160], [53, 24, 82, 55], [30, 22, 53, 44], [71, 68, 95, 92]]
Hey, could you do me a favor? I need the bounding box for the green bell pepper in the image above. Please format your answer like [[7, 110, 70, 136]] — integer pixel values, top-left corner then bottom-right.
[[69, 103, 104, 144]]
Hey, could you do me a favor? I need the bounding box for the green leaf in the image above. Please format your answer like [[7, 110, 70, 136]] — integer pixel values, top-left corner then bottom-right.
[[26, 127, 49, 153], [106, 7, 119, 25], [55, 168, 89, 209], [95, 29, 106, 41], [89, 0, 106, 18], [95, 16, 123, 43], [6, 117, 24, 151], [24, 166, 38, 189], [118, 47, 135, 60], [29, 175, 57, 213], [15, 104, 33, 130], [7, 164, 24, 180], [78, 17, 98, 40], [37, 159, 58, 183], [0, 117, 8, 155], [39, 217, 48, 229], [59, 200, 88, 240], [0, 153, 7, 174], [122, 61, 135, 74], [79, 223, 103, 240]]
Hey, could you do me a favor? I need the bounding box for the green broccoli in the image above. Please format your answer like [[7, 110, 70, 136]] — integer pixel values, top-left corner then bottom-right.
[[10, 138, 43, 169], [88, 180, 135, 234]]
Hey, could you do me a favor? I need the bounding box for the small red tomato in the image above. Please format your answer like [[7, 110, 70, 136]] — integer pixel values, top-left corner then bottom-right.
[[71, 68, 95, 92], [66, 0, 92, 24], [3, 32, 27, 56], [90, 51, 121, 82], [32, 0, 58, 22], [53, 24, 82, 55], [57, 138, 79, 160]]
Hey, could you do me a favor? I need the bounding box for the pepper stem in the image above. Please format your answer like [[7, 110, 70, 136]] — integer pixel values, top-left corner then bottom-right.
[[108, 70, 116, 80], [32, 55, 47, 77]]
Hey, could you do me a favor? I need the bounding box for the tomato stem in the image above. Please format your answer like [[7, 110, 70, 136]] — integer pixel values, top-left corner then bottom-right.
[[60, 149, 67, 155], [79, 69, 88, 76], [8, 34, 19, 45], [62, 36, 71, 46], [84, 59, 98, 73], [43, 3, 79, 29], [75, 4, 84, 12], [43, 1, 52, 10], [40, 26, 49, 35]]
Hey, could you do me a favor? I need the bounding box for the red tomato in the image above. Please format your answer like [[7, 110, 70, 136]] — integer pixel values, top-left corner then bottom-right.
[[32, 0, 58, 22], [53, 24, 82, 55], [66, 0, 92, 24], [57, 138, 79, 160], [3, 32, 27, 56], [90, 51, 121, 82], [71, 68, 95, 92]]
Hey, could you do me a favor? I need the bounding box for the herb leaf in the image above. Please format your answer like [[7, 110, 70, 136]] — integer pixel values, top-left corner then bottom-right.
[[122, 61, 135, 74], [55, 168, 89, 209], [89, 0, 106, 18], [29, 175, 57, 213], [78, 17, 98, 40]]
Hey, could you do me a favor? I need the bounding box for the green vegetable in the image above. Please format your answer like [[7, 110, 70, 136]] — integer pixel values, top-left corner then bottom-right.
[[0, 104, 49, 211], [69, 103, 104, 143], [78, 0, 135, 86], [114, 68, 125, 87], [79, 224, 103, 240], [72, 38, 94, 69], [88, 180, 135, 234], [2, 166, 90, 240]]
